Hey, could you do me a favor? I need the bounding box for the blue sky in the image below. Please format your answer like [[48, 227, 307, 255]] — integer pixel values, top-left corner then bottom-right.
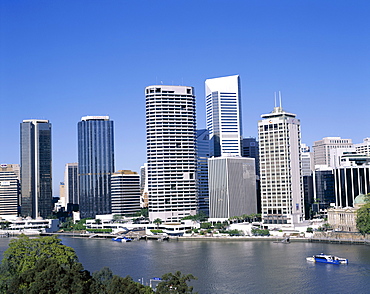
[[1, 1, 370, 194]]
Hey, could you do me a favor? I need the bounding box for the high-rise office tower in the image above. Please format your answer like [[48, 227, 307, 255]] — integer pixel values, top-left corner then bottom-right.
[[258, 105, 304, 225], [301, 144, 314, 219], [208, 156, 257, 220], [196, 129, 210, 215], [78, 116, 114, 218], [313, 137, 353, 166], [205, 75, 242, 157], [140, 164, 149, 208], [111, 170, 141, 215], [64, 163, 79, 211], [20, 119, 52, 219], [145, 85, 197, 222], [242, 137, 261, 212], [0, 164, 20, 217], [242, 137, 260, 176], [313, 166, 335, 211]]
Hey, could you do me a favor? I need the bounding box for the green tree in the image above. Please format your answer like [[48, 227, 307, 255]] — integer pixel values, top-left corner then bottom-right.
[[2, 235, 78, 275], [6, 257, 97, 294], [156, 271, 197, 294], [200, 222, 212, 229], [92, 266, 114, 287], [153, 218, 163, 228], [356, 202, 370, 235]]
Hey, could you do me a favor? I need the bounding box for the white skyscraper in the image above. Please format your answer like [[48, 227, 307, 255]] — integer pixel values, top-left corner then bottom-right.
[[205, 75, 242, 157], [258, 104, 304, 226], [145, 85, 197, 222]]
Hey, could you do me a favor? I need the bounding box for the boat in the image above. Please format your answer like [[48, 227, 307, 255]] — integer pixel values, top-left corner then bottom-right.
[[273, 237, 290, 244], [306, 253, 348, 264], [112, 236, 132, 242]]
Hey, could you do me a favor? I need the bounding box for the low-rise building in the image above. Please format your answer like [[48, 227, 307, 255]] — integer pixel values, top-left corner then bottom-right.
[[327, 194, 368, 232]]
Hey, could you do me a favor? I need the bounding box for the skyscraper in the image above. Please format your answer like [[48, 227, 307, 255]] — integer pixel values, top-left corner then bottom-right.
[[196, 129, 210, 215], [258, 105, 304, 225], [208, 156, 257, 221], [20, 119, 52, 218], [0, 164, 20, 217], [205, 75, 242, 157], [64, 163, 79, 211], [78, 116, 114, 218], [145, 85, 197, 222], [242, 137, 260, 176]]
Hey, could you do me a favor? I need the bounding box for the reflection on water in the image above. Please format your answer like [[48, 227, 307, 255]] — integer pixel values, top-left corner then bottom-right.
[[1, 237, 370, 293]]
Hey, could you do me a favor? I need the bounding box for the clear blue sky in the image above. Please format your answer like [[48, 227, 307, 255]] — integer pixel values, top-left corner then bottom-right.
[[1, 1, 369, 194]]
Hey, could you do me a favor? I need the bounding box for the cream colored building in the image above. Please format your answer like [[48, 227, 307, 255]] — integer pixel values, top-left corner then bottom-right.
[[327, 194, 368, 232]]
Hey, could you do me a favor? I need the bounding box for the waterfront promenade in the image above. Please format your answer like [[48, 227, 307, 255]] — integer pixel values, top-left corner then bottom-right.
[[37, 231, 370, 245]]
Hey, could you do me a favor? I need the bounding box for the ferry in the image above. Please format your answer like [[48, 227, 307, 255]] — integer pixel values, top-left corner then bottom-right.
[[112, 236, 132, 242], [306, 253, 348, 264]]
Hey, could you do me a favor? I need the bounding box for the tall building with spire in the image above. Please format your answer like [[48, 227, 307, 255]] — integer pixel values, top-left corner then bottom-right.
[[20, 119, 52, 218], [258, 101, 304, 225], [205, 75, 242, 157], [78, 116, 114, 218], [145, 85, 197, 222]]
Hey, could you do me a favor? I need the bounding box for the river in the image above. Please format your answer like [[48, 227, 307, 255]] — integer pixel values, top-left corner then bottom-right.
[[1, 237, 370, 293]]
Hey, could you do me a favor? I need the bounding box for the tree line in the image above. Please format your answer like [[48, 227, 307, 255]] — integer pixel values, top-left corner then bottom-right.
[[0, 235, 196, 294]]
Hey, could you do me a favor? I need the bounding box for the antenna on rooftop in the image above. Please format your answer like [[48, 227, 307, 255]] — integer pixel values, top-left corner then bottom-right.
[[279, 91, 282, 108], [274, 92, 277, 107]]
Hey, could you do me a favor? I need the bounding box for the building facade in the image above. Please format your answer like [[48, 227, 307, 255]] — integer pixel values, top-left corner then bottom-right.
[[145, 85, 197, 222], [140, 164, 149, 208], [78, 116, 114, 218], [208, 156, 257, 221], [196, 129, 210, 215], [20, 119, 52, 218], [64, 163, 79, 211], [354, 138, 370, 155], [334, 165, 370, 208], [111, 170, 141, 216], [205, 75, 242, 157], [313, 166, 335, 211], [0, 164, 20, 217], [258, 106, 304, 225], [313, 137, 353, 166], [241, 137, 260, 177]]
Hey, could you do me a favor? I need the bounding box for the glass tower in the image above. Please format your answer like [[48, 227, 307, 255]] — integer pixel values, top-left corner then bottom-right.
[[20, 119, 52, 218], [196, 129, 210, 215], [205, 75, 242, 157], [78, 116, 114, 218], [64, 163, 79, 211]]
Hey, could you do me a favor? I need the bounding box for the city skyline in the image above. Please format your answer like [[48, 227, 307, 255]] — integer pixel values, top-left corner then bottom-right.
[[1, 1, 370, 194]]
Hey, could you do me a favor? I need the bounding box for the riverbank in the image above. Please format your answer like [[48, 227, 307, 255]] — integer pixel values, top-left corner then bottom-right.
[[38, 231, 370, 245]]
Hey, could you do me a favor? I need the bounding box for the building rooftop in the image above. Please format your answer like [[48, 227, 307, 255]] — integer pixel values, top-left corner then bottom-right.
[[81, 116, 110, 121]]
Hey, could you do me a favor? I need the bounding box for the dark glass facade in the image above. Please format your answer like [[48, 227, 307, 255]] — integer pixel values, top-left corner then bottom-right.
[[78, 117, 114, 218], [65, 163, 79, 211], [314, 170, 335, 209], [196, 129, 210, 215], [20, 120, 52, 218], [241, 137, 260, 176]]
